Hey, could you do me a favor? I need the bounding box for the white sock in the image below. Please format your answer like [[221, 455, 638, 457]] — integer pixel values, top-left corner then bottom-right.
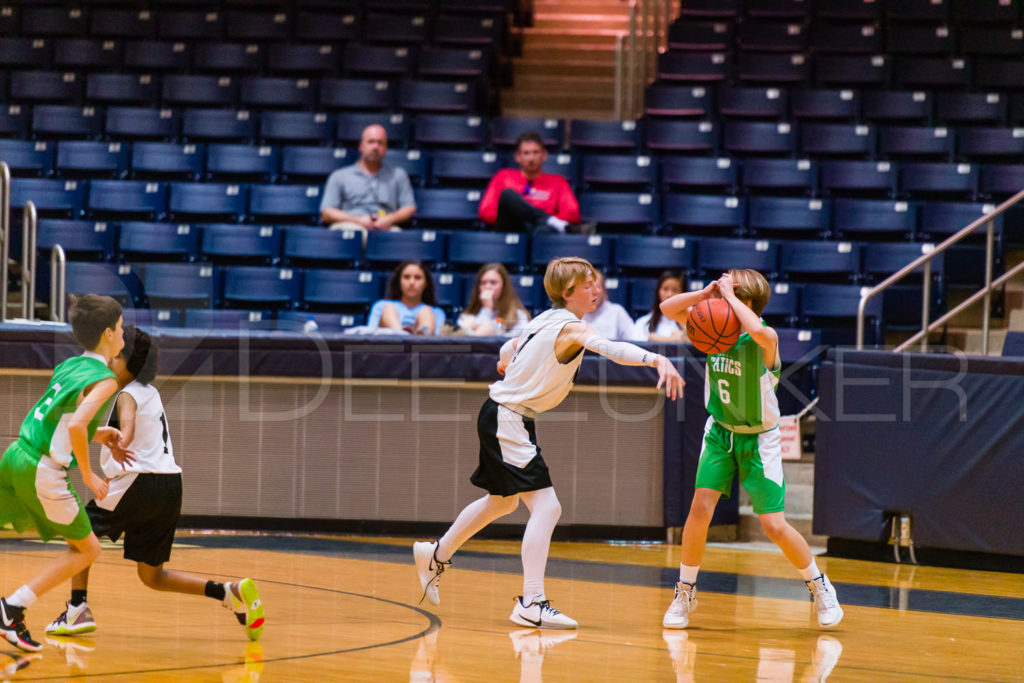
[[799, 560, 821, 582], [679, 563, 700, 585], [436, 494, 518, 563], [546, 216, 567, 233], [7, 585, 37, 609], [520, 488, 561, 607], [523, 581, 545, 605]]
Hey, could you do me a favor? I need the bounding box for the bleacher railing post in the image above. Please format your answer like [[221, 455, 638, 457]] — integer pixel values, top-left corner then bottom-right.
[[51, 244, 66, 322], [983, 219, 994, 355], [20, 200, 37, 321], [614, 33, 625, 120], [0, 162, 9, 322]]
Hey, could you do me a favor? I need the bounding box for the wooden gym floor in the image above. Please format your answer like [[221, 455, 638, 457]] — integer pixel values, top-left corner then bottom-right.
[[1, 530, 1022, 681]]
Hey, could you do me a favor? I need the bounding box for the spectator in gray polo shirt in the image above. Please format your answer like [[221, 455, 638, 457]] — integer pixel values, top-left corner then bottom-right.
[[319, 124, 417, 244]]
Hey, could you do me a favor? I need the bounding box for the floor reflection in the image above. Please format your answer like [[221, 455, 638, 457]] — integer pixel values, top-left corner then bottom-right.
[[663, 632, 843, 682], [508, 629, 578, 683]]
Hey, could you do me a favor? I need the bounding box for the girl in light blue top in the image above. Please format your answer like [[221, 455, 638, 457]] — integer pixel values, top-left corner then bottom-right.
[[368, 260, 447, 335]]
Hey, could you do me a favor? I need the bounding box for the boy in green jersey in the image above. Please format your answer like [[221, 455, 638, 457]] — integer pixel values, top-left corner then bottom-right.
[[659, 270, 843, 630], [0, 294, 128, 651]]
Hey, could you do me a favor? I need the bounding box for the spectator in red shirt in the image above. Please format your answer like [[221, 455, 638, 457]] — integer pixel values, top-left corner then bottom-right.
[[478, 132, 593, 235]]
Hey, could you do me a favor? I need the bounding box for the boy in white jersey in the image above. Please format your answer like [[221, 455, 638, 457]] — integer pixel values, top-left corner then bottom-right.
[[414, 257, 684, 628], [659, 270, 843, 630], [45, 326, 266, 642]]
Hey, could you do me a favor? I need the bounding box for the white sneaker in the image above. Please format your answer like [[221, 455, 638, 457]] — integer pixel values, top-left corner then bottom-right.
[[806, 574, 844, 627], [414, 541, 450, 606], [663, 581, 697, 629], [509, 596, 578, 630], [810, 635, 843, 681], [46, 600, 97, 635]]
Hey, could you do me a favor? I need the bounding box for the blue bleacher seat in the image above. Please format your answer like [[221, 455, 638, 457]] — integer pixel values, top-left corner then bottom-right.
[[183, 309, 274, 330], [722, 120, 796, 156], [530, 234, 612, 272], [961, 27, 1024, 57], [225, 10, 291, 42], [742, 158, 818, 194], [775, 326, 823, 411], [295, 11, 362, 42], [162, 75, 239, 108], [418, 46, 491, 79], [123, 40, 192, 72], [979, 164, 1024, 199], [11, 70, 82, 104], [119, 221, 200, 262], [399, 79, 476, 114], [832, 198, 918, 240], [206, 143, 279, 183], [282, 225, 362, 267], [613, 234, 695, 276], [21, 7, 87, 37], [446, 231, 527, 272], [697, 237, 779, 279], [62, 262, 143, 307], [644, 84, 713, 118], [55, 140, 128, 179], [780, 240, 861, 283], [746, 0, 809, 19], [957, 128, 1024, 162], [105, 107, 180, 141], [11, 177, 87, 217], [0, 139, 54, 177], [169, 182, 248, 222], [192, 42, 263, 74], [800, 283, 882, 345], [276, 310, 365, 333], [182, 109, 257, 143], [120, 308, 183, 329], [900, 162, 977, 199], [366, 12, 430, 45], [877, 125, 955, 161], [0, 5, 15, 36], [761, 280, 801, 327], [302, 269, 381, 312], [799, 123, 875, 159], [895, 56, 971, 89], [84, 74, 156, 107], [430, 150, 500, 188], [319, 78, 395, 111], [131, 142, 203, 181], [643, 119, 718, 155], [53, 39, 121, 72], [862, 90, 933, 124], [790, 88, 861, 121], [569, 119, 641, 152], [917, 201, 1001, 241], [260, 111, 334, 146], [736, 52, 811, 85], [661, 156, 737, 193], [0, 38, 52, 69], [747, 196, 831, 238], [657, 51, 731, 83], [248, 184, 322, 224], [88, 179, 166, 220], [413, 114, 486, 148], [241, 77, 317, 110], [267, 43, 339, 75], [158, 11, 224, 40], [32, 105, 104, 140], [862, 241, 943, 285], [581, 154, 657, 191], [413, 188, 482, 228], [490, 117, 564, 150], [509, 273, 546, 311], [365, 230, 445, 268], [432, 14, 503, 46], [808, 23, 882, 55], [662, 193, 744, 236], [667, 20, 734, 51], [953, 0, 1019, 24], [821, 159, 898, 198], [336, 112, 410, 148], [679, 0, 739, 17], [281, 147, 352, 183], [90, 9, 155, 38], [936, 92, 1007, 125], [143, 262, 218, 307], [601, 274, 629, 309], [717, 86, 788, 119], [628, 276, 658, 315], [886, 25, 956, 57], [37, 219, 114, 261], [887, 0, 949, 23], [432, 271, 464, 311], [815, 54, 891, 87], [201, 224, 281, 265], [344, 43, 416, 78], [579, 191, 659, 231]]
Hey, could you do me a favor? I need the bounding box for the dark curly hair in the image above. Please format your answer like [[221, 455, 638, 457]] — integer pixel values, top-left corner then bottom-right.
[[122, 325, 159, 386]]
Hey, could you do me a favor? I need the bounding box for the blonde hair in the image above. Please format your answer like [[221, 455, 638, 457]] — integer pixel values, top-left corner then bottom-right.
[[729, 268, 771, 316], [544, 257, 597, 308]]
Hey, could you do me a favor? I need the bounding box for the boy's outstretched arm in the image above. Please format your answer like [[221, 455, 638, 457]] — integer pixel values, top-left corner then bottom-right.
[[69, 378, 119, 500], [561, 322, 684, 399], [659, 281, 718, 326], [718, 273, 778, 369]]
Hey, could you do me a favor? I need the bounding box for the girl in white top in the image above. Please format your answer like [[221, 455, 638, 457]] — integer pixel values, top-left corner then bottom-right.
[[634, 270, 687, 342], [456, 263, 531, 337], [414, 257, 684, 630]]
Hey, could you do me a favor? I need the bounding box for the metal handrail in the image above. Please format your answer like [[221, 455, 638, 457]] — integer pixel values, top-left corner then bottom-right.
[[50, 244, 66, 322], [20, 200, 37, 320], [856, 186, 1024, 352], [0, 162, 9, 322], [615, 0, 672, 120]]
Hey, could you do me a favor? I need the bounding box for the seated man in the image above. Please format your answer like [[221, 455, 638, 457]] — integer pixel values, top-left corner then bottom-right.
[[320, 124, 416, 245], [478, 131, 592, 235]]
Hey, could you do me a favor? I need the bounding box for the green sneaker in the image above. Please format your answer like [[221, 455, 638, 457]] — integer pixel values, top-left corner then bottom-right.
[[224, 579, 265, 641]]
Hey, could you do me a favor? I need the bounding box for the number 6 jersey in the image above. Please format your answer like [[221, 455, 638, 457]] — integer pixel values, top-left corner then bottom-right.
[[705, 330, 781, 433]]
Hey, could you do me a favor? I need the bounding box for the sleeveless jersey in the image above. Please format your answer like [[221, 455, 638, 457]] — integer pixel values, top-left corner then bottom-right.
[[18, 353, 116, 467], [101, 381, 181, 477], [704, 328, 781, 432], [489, 308, 585, 416]]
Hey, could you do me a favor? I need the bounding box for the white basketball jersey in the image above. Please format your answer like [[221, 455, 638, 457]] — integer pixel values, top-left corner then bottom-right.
[[100, 381, 182, 478], [489, 308, 585, 415]]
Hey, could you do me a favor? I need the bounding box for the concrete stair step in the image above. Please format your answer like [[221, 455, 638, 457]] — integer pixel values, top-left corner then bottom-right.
[[515, 61, 616, 78], [501, 106, 618, 121], [533, 14, 631, 31], [522, 28, 622, 47]]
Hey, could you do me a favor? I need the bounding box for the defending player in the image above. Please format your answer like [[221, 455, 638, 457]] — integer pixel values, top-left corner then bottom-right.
[[414, 257, 684, 629], [0, 295, 126, 652], [658, 270, 843, 629], [44, 325, 265, 642]]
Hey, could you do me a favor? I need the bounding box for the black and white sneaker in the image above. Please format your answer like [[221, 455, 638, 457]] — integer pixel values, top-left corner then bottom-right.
[[0, 598, 42, 652], [413, 541, 450, 606], [509, 596, 578, 630]]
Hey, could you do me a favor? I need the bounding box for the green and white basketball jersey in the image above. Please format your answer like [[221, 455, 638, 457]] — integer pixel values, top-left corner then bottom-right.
[[704, 327, 781, 432], [18, 354, 116, 467]]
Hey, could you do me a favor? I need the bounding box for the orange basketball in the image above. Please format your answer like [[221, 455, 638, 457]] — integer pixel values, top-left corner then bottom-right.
[[686, 298, 741, 355]]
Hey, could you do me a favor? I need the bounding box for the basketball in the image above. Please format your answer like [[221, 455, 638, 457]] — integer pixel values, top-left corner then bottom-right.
[[686, 298, 741, 355]]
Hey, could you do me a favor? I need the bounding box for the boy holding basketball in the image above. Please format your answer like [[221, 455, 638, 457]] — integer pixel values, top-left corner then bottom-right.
[[659, 269, 843, 630]]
